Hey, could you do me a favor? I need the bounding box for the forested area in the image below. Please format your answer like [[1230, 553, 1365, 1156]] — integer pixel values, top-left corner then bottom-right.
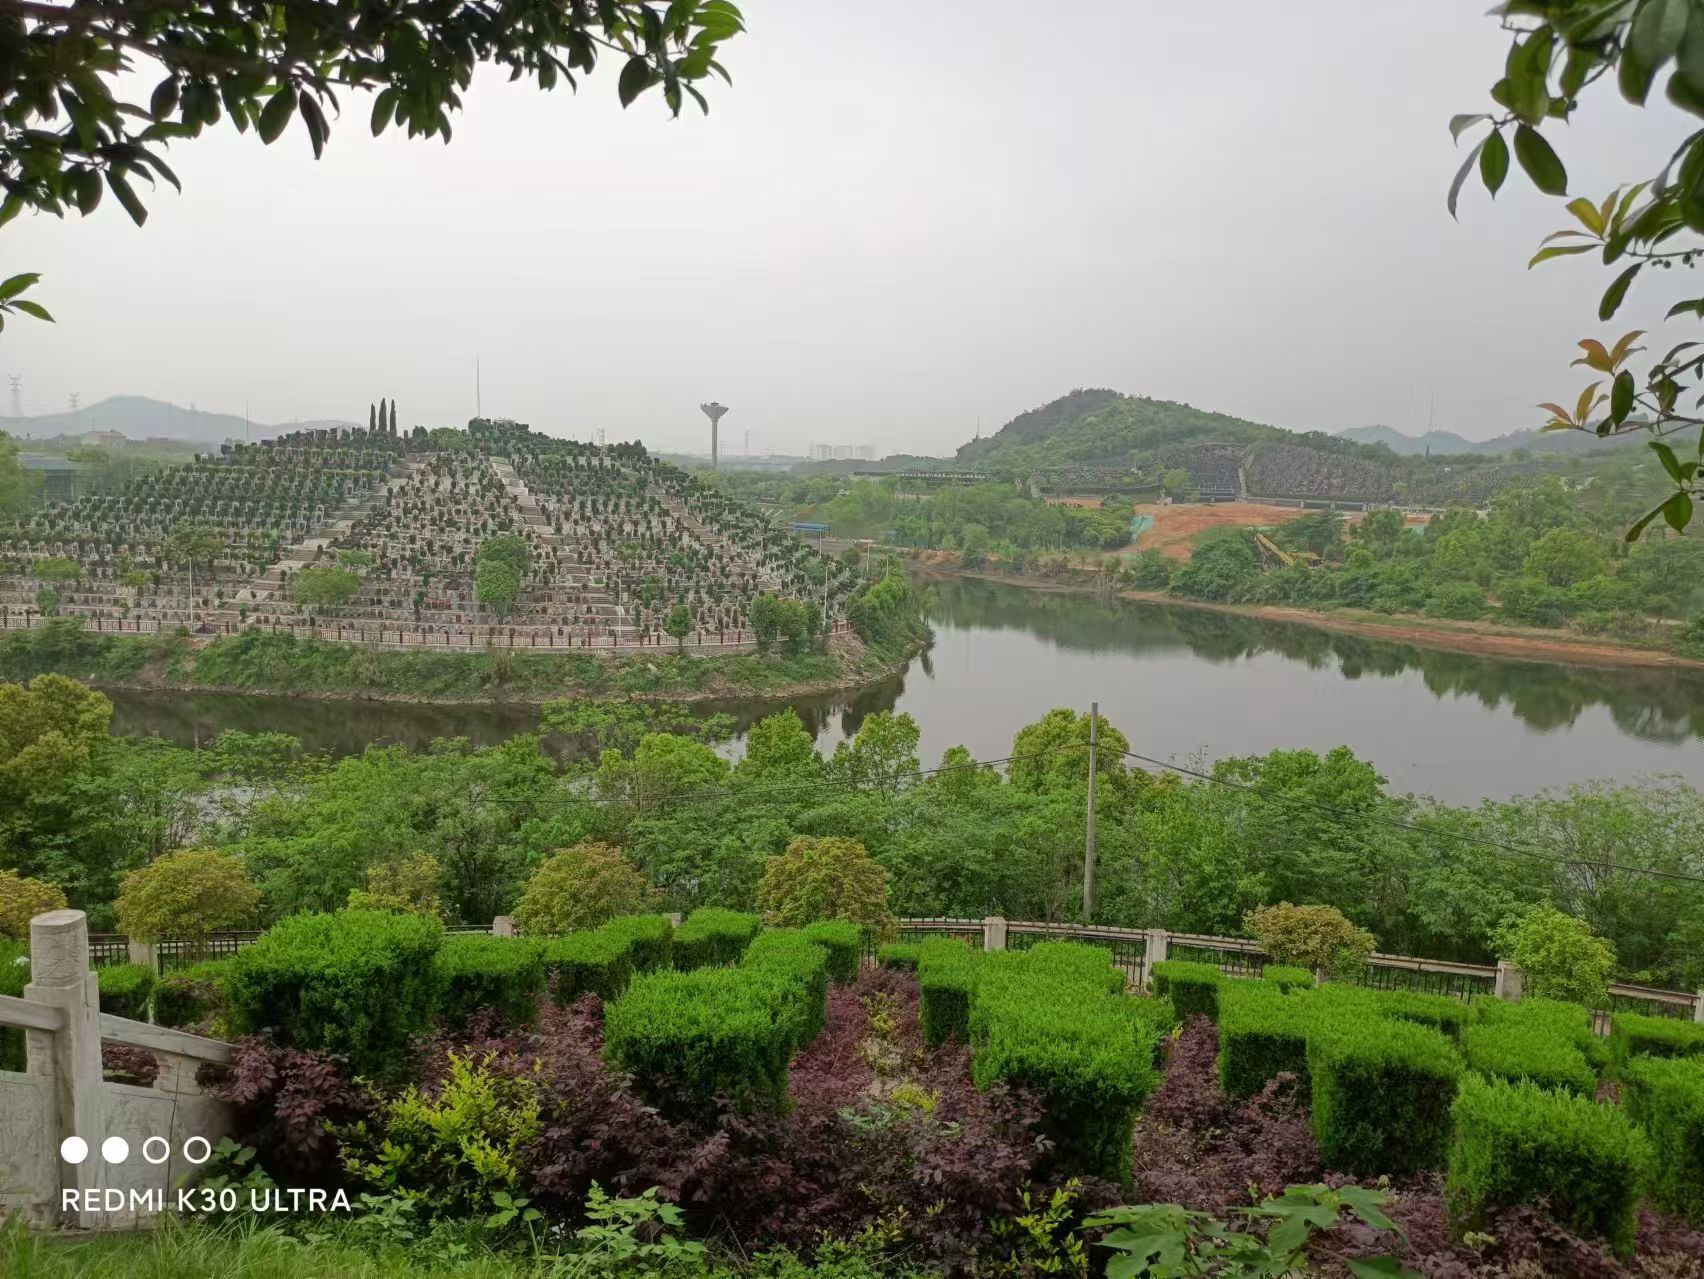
[[1145, 479, 1704, 657], [4, 676, 1699, 991]]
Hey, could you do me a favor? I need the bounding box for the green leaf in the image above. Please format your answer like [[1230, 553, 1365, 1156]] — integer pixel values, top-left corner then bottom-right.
[[1632, 0, 1688, 71], [0, 273, 41, 301], [1449, 112, 1491, 141], [106, 171, 147, 226], [1668, 70, 1704, 117], [1449, 140, 1487, 218], [10, 300, 53, 323], [1652, 439, 1687, 483], [299, 93, 327, 159], [1667, 298, 1704, 320], [618, 56, 653, 107], [1480, 130, 1509, 196], [1600, 263, 1642, 320], [1620, 44, 1657, 104], [150, 77, 180, 122], [1611, 370, 1636, 422], [1627, 502, 1664, 541], [371, 88, 397, 136], [1528, 243, 1594, 267], [1662, 489, 1694, 531], [1565, 196, 1606, 234], [258, 88, 295, 145], [1514, 124, 1568, 194]]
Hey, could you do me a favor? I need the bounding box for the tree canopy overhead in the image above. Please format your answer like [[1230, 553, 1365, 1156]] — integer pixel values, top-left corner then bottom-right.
[[0, 0, 746, 316]]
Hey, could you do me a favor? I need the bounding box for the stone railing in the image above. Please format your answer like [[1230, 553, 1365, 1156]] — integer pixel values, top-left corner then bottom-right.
[[1, 911, 236, 1229]]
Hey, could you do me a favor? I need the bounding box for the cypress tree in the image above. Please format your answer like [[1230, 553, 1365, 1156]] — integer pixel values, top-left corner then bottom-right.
[[390, 398, 398, 435], [368, 402, 376, 432], [378, 399, 388, 433]]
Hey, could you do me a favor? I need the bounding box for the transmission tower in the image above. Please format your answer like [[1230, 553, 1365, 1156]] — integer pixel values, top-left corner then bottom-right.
[[8, 376, 19, 419], [68, 391, 79, 412]]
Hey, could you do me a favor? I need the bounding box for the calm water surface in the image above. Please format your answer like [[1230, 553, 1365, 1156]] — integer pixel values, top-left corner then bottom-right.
[[108, 577, 1704, 803]]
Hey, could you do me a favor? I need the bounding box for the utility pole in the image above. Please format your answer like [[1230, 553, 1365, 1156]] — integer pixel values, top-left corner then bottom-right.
[[1084, 701, 1098, 921]]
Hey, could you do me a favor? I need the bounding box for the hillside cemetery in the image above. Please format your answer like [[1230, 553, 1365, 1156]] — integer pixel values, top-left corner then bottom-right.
[[0, 417, 851, 652]]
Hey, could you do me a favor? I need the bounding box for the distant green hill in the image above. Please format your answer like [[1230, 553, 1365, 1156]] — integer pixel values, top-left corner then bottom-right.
[[956, 390, 1384, 474], [6, 395, 358, 447], [1340, 422, 1641, 458]]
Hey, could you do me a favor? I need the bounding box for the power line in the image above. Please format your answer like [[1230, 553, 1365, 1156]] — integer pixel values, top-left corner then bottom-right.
[[1117, 748, 1704, 887]]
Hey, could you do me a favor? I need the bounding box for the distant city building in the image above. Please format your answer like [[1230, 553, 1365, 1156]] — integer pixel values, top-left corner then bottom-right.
[[809, 443, 876, 462], [84, 430, 127, 446], [19, 453, 88, 503]]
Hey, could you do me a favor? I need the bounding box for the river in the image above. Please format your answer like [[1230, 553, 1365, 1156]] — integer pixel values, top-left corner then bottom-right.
[[107, 576, 1704, 803]]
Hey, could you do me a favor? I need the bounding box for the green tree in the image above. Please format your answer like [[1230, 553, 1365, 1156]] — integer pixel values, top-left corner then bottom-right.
[[1171, 534, 1260, 601], [1244, 901, 1375, 977], [1451, 3, 1704, 535], [733, 708, 822, 786], [513, 841, 654, 935], [1492, 905, 1616, 1006], [114, 848, 261, 944], [664, 602, 694, 651], [290, 566, 362, 610], [0, 3, 748, 323], [958, 522, 991, 568], [1161, 467, 1197, 500], [1008, 707, 1135, 802], [0, 675, 113, 831], [827, 711, 921, 791], [0, 432, 38, 516], [162, 522, 223, 596], [346, 852, 447, 920], [475, 561, 522, 618], [755, 834, 896, 936], [0, 870, 67, 939], [594, 732, 728, 819], [1522, 527, 1610, 588]]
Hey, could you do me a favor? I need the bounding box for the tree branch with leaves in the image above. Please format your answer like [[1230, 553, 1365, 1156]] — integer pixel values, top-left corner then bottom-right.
[[1452, 0, 1704, 537]]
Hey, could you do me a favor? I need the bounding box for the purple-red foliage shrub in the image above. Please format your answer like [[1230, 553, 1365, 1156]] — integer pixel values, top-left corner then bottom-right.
[[101, 1043, 159, 1087], [199, 1036, 371, 1186]]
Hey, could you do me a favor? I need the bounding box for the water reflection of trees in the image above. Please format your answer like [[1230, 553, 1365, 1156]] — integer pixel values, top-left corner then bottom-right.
[[925, 577, 1704, 745]]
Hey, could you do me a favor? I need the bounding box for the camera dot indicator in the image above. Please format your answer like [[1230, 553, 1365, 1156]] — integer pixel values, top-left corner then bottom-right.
[[59, 1136, 88, 1165], [141, 1136, 171, 1165], [100, 1136, 129, 1164], [182, 1135, 212, 1165]]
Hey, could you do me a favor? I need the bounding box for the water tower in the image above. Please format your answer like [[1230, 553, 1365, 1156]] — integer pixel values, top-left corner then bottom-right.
[[700, 402, 729, 469]]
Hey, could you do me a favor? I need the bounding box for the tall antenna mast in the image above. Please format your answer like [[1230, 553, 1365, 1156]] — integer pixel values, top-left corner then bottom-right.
[[8, 375, 20, 419], [699, 401, 729, 470], [68, 391, 79, 413], [476, 357, 482, 418]]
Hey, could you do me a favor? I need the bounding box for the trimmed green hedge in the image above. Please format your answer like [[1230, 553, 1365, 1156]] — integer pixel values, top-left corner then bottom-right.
[[1151, 960, 1222, 1021], [800, 920, 861, 984], [432, 935, 545, 1027], [1262, 965, 1314, 994], [1462, 1019, 1594, 1097], [1125, 994, 1179, 1047], [877, 942, 921, 971], [603, 925, 835, 1123], [1312, 984, 1468, 1042], [1475, 997, 1606, 1068], [1308, 1015, 1462, 1176], [227, 910, 443, 1079], [743, 928, 831, 1045], [542, 931, 633, 1004], [673, 908, 761, 970], [918, 938, 981, 1047], [1622, 1055, 1704, 1226], [1219, 979, 1311, 1098], [1448, 1074, 1648, 1256], [599, 914, 674, 972], [154, 959, 231, 1030], [96, 963, 157, 1022], [969, 943, 1159, 1185], [1609, 1010, 1704, 1067], [604, 967, 795, 1122]]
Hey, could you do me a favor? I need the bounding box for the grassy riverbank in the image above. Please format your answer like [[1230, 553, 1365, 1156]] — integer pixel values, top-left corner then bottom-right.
[[0, 619, 923, 702], [921, 560, 1704, 673]]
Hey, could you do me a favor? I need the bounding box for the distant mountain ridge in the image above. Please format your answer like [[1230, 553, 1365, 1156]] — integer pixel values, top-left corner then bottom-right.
[[1339, 422, 1639, 457], [3, 395, 358, 446]]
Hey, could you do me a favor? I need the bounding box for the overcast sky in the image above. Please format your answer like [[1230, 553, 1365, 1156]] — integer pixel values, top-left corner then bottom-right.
[[0, 1, 1688, 456]]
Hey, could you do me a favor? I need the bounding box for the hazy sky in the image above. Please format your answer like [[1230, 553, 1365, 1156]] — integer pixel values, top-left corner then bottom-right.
[[0, 2, 1688, 456]]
